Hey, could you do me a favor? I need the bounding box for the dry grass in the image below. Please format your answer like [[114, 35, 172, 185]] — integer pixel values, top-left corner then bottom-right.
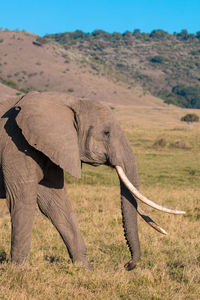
[[0, 105, 200, 299]]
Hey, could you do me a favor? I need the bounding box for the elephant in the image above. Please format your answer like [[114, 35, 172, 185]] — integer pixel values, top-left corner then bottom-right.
[[0, 91, 185, 271]]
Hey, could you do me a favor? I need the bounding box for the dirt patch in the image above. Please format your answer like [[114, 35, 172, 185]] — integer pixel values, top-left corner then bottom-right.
[[153, 138, 167, 148], [172, 140, 191, 149]]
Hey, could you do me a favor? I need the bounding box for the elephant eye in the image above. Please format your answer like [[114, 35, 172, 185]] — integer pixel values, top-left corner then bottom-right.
[[104, 130, 110, 138]]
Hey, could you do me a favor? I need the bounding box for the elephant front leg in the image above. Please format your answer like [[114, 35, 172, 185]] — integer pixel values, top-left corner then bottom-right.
[[6, 185, 37, 264], [37, 185, 91, 269]]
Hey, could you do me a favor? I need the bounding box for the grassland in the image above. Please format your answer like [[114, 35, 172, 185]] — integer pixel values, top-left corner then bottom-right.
[[0, 104, 200, 299]]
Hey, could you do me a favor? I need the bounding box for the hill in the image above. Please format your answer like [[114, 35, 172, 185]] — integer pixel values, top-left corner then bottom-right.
[[0, 29, 161, 107], [0, 29, 200, 108], [0, 82, 17, 99], [45, 29, 200, 108]]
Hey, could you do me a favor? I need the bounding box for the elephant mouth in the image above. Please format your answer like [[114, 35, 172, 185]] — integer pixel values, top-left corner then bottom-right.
[[89, 162, 102, 167], [82, 159, 107, 167], [82, 150, 109, 167], [115, 165, 186, 235]]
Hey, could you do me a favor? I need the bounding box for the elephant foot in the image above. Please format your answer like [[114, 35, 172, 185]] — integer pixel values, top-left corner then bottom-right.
[[73, 258, 93, 270], [124, 259, 137, 271], [11, 256, 27, 265], [11, 250, 28, 265]]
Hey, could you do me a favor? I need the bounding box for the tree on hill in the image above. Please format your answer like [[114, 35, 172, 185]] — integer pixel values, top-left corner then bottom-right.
[[177, 29, 189, 40], [181, 113, 199, 126], [150, 29, 169, 39], [133, 29, 141, 37], [150, 55, 167, 64], [172, 85, 200, 108]]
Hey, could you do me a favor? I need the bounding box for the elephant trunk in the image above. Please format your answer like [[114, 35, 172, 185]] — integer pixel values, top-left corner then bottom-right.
[[119, 153, 141, 271], [112, 131, 185, 271], [109, 133, 141, 271]]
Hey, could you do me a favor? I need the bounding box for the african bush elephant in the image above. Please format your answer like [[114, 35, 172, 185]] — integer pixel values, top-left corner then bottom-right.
[[0, 91, 185, 271]]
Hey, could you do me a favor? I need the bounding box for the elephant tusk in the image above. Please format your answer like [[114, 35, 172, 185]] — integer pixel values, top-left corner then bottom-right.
[[115, 165, 186, 215], [137, 205, 167, 235]]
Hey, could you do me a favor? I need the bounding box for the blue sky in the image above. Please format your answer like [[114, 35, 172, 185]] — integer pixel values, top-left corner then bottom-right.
[[0, 0, 200, 36]]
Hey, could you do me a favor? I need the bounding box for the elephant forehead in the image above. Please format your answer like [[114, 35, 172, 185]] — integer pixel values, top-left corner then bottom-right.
[[81, 106, 115, 126]]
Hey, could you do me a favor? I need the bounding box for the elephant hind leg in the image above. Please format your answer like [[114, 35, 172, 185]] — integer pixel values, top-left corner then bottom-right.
[[37, 184, 91, 269]]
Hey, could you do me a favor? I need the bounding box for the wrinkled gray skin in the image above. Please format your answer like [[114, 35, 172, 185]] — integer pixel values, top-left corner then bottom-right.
[[0, 91, 140, 271]]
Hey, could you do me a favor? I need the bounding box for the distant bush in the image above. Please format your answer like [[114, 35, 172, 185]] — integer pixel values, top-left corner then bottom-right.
[[92, 30, 111, 40], [158, 86, 200, 109], [172, 140, 191, 149], [0, 248, 7, 263], [133, 29, 142, 38], [32, 37, 48, 47], [172, 85, 200, 108], [181, 113, 199, 123], [122, 31, 132, 38], [153, 138, 166, 148], [20, 86, 36, 94], [150, 56, 167, 64], [177, 29, 190, 40], [0, 76, 18, 90], [111, 32, 122, 41], [190, 49, 200, 56], [116, 63, 125, 69], [150, 30, 169, 40], [0, 39, 3, 43], [67, 88, 74, 93], [70, 30, 89, 40], [35, 37, 48, 44]]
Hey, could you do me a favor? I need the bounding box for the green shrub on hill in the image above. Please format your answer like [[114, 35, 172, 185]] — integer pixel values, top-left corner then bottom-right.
[[150, 29, 169, 40], [150, 56, 167, 64], [0, 76, 18, 90], [35, 37, 48, 45], [158, 85, 200, 109], [181, 113, 199, 123], [172, 85, 200, 108]]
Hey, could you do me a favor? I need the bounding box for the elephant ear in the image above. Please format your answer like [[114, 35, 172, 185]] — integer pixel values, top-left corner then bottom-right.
[[15, 92, 81, 178]]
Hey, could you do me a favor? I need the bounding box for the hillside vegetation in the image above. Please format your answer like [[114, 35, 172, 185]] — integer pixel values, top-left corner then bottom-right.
[[46, 29, 200, 108]]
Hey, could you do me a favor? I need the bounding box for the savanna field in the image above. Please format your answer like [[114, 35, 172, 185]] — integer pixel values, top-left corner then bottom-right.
[[0, 103, 200, 299]]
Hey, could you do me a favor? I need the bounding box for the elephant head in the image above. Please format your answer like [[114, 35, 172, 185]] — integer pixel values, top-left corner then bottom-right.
[[13, 91, 185, 270]]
